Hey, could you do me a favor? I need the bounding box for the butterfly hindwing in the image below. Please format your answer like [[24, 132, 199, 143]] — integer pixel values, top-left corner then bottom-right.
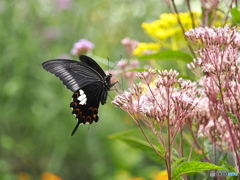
[[70, 84, 102, 135]]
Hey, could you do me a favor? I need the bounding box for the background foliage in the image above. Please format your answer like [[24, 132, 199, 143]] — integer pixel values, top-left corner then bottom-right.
[[0, 0, 188, 180]]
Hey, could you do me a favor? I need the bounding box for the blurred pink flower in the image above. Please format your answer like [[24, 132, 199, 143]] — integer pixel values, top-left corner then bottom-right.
[[55, 0, 72, 10], [117, 59, 128, 70], [121, 37, 139, 58], [71, 39, 95, 56], [116, 59, 140, 88], [44, 27, 60, 40]]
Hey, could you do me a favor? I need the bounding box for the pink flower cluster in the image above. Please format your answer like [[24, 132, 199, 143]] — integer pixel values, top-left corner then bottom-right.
[[113, 25, 240, 169], [185, 25, 240, 149], [185, 26, 240, 168], [112, 69, 198, 140], [187, 26, 240, 76]]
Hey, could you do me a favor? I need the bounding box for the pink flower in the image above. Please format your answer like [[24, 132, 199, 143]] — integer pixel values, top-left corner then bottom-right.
[[185, 26, 240, 163], [185, 25, 240, 48], [70, 39, 95, 56], [121, 37, 139, 58], [112, 68, 198, 135], [117, 59, 128, 70], [114, 59, 140, 88]]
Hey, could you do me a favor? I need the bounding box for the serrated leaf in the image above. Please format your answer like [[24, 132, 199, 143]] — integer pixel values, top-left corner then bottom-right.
[[172, 158, 186, 169], [193, 151, 210, 161], [172, 161, 226, 179], [138, 50, 193, 63]]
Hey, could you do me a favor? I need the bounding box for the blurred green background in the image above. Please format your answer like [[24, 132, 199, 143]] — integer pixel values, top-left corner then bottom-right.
[[0, 0, 170, 179]]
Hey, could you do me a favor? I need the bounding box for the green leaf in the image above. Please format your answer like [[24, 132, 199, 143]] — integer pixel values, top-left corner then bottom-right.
[[157, 141, 165, 156], [138, 50, 193, 63], [193, 151, 210, 161], [172, 158, 186, 169], [219, 155, 236, 172], [218, 153, 228, 164], [108, 128, 164, 162], [227, 175, 240, 180], [227, 112, 238, 125], [172, 161, 226, 179], [230, 7, 240, 25], [221, 161, 236, 173], [172, 149, 180, 160], [121, 68, 148, 73]]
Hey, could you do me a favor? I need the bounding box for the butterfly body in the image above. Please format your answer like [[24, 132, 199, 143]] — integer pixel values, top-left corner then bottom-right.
[[42, 55, 116, 135]]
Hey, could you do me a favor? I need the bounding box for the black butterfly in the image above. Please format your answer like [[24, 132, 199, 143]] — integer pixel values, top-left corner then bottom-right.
[[42, 55, 117, 135]]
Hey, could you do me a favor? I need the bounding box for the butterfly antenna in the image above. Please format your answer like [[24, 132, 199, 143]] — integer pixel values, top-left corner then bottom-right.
[[107, 57, 110, 72], [109, 55, 122, 73]]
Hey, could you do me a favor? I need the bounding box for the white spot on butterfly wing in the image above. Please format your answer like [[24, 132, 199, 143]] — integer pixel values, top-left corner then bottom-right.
[[77, 89, 87, 105]]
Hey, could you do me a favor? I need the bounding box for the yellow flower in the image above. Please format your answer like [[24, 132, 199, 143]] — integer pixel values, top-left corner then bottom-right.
[[41, 172, 62, 180], [18, 172, 31, 180], [143, 12, 200, 38], [140, 12, 200, 50], [128, 178, 145, 180], [154, 170, 168, 180], [214, 11, 231, 27], [133, 42, 161, 56]]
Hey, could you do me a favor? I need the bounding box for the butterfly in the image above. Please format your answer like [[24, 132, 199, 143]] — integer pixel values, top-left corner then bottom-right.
[[42, 55, 117, 135]]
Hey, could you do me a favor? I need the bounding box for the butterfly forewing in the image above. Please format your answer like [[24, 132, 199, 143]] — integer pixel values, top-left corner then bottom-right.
[[42, 56, 106, 92], [79, 55, 106, 77], [42, 55, 116, 135]]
